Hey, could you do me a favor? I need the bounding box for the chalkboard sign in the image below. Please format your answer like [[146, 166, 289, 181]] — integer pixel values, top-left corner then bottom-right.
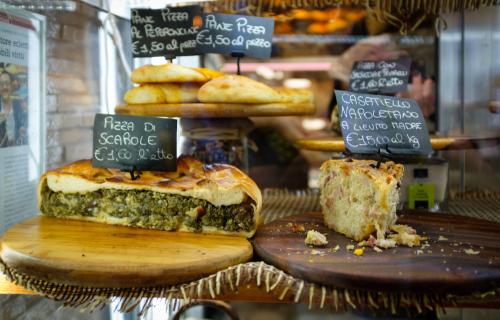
[[348, 57, 411, 94], [92, 114, 177, 172], [131, 6, 202, 58], [196, 13, 274, 59], [335, 90, 432, 155]]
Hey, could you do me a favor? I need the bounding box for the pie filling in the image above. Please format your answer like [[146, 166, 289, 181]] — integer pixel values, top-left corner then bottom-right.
[[40, 181, 255, 232]]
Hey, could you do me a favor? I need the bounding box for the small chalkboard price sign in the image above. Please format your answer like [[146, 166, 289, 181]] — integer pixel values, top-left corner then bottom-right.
[[196, 13, 274, 59], [131, 5, 202, 58], [348, 57, 411, 94], [92, 114, 177, 172], [335, 90, 432, 155]]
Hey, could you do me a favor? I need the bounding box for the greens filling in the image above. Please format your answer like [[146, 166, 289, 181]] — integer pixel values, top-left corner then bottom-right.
[[40, 182, 255, 232]]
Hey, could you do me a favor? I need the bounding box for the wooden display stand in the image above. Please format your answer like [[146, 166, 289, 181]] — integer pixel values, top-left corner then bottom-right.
[[295, 136, 500, 152], [0, 216, 252, 288], [115, 102, 316, 118]]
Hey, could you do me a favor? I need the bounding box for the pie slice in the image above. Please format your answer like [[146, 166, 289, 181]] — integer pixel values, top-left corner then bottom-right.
[[38, 156, 262, 238], [319, 158, 404, 241]]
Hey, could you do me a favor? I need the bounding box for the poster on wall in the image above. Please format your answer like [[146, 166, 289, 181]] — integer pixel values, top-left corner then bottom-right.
[[0, 9, 45, 235]]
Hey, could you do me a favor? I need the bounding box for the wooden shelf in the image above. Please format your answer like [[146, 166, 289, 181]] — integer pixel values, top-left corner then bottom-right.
[[296, 136, 500, 152], [115, 102, 316, 118]]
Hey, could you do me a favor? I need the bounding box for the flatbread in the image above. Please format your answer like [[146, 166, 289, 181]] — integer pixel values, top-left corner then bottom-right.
[[131, 64, 224, 83], [275, 87, 314, 104], [197, 75, 283, 104], [38, 156, 262, 238], [124, 83, 201, 104]]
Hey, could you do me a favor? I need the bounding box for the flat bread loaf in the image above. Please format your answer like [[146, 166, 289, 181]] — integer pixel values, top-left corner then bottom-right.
[[124, 83, 201, 104], [275, 87, 314, 104], [198, 75, 283, 104], [131, 64, 224, 83]]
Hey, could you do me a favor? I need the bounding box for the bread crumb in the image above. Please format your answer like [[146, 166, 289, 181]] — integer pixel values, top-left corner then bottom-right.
[[330, 245, 340, 253], [354, 248, 364, 256], [287, 223, 306, 233], [311, 249, 326, 256], [346, 244, 355, 251], [375, 238, 396, 249], [464, 248, 480, 255], [438, 235, 448, 241], [415, 250, 424, 255], [305, 230, 328, 247], [373, 247, 383, 253]]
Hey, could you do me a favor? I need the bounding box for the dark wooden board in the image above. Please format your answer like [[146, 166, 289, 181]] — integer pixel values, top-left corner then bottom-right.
[[0, 216, 252, 288], [253, 211, 500, 294]]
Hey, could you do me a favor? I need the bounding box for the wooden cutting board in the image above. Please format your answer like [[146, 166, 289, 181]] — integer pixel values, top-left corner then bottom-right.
[[254, 211, 500, 294], [115, 102, 316, 118], [0, 216, 252, 288], [296, 136, 500, 152]]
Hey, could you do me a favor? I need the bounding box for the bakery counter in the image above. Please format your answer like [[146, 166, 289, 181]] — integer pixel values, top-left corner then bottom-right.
[[1, 189, 499, 314]]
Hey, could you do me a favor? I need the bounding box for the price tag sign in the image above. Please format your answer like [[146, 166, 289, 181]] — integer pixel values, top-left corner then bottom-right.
[[196, 13, 274, 59], [131, 6, 202, 58], [92, 114, 177, 171], [335, 90, 432, 155], [348, 57, 411, 94]]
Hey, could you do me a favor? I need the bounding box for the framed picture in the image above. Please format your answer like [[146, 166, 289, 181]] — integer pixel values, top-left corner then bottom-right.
[[0, 8, 45, 234]]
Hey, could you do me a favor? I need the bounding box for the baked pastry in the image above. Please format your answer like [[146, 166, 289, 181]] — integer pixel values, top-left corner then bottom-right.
[[38, 156, 262, 238], [305, 230, 328, 247], [131, 63, 223, 83], [275, 87, 314, 104], [124, 83, 201, 104], [319, 158, 404, 242], [197, 75, 283, 104]]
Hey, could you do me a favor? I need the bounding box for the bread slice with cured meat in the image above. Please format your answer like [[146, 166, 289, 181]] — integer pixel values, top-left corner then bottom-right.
[[319, 158, 404, 242], [124, 83, 201, 104], [131, 63, 224, 84], [38, 156, 262, 238]]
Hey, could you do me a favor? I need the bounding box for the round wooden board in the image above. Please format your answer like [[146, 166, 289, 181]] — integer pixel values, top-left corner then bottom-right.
[[115, 102, 316, 118], [253, 211, 500, 294], [0, 216, 253, 288], [295, 136, 500, 152]]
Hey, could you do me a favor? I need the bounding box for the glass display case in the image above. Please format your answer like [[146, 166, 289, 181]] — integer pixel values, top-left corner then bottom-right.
[[0, 1, 499, 319]]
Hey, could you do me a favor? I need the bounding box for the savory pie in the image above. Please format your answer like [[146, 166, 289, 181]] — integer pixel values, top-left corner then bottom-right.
[[38, 156, 262, 238]]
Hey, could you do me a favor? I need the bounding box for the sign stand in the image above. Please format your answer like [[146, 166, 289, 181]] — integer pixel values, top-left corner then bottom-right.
[[165, 54, 176, 64], [231, 52, 245, 75], [376, 144, 391, 168], [121, 166, 141, 181]]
